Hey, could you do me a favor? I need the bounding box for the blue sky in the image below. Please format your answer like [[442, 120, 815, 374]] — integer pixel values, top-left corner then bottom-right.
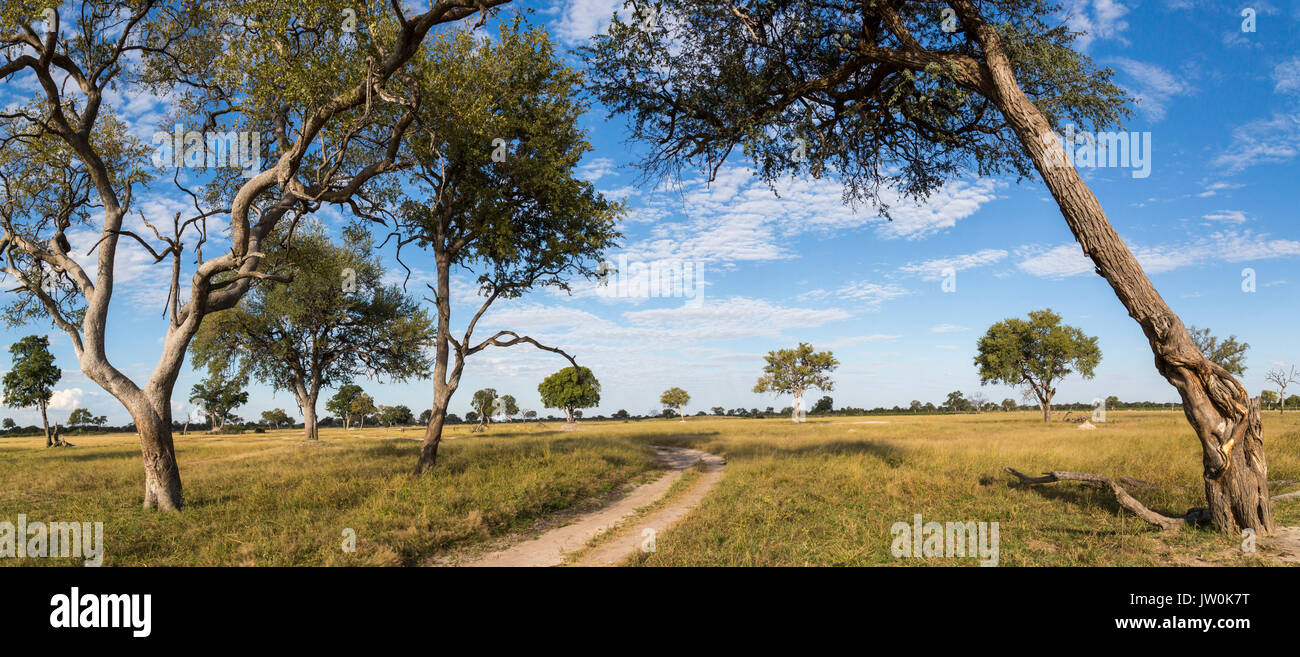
[[2, 0, 1299, 426]]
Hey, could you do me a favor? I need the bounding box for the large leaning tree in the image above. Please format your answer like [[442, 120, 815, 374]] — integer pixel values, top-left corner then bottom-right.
[[974, 309, 1100, 422], [0, 0, 510, 510], [190, 223, 433, 441], [752, 343, 838, 423], [374, 20, 621, 473], [585, 0, 1276, 534], [1, 334, 61, 446]]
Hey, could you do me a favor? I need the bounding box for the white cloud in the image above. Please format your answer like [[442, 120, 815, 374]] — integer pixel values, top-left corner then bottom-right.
[[47, 388, 85, 412], [799, 281, 909, 309], [1110, 58, 1193, 122], [553, 0, 627, 46], [1274, 58, 1300, 95], [1017, 230, 1300, 278], [1215, 111, 1300, 173], [1202, 210, 1248, 224], [618, 167, 999, 266], [930, 324, 968, 333], [899, 249, 1008, 280], [1062, 0, 1131, 51]]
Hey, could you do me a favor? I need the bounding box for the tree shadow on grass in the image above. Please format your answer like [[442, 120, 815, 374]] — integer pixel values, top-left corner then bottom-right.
[[721, 439, 913, 468], [1009, 480, 1191, 525]]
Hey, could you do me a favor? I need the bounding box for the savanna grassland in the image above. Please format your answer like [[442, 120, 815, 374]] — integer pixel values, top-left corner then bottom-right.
[[2, 411, 1298, 566]]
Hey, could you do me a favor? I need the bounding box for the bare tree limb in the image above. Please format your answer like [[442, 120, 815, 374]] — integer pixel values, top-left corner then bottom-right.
[[1002, 467, 1202, 532]]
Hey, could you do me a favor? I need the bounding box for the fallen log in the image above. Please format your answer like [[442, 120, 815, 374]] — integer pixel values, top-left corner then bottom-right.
[[1002, 467, 1205, 532]]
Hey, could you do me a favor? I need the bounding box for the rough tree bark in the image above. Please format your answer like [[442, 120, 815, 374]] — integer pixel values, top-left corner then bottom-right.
[[40, 401, 50, 448], [955, 1, 1274, 534]]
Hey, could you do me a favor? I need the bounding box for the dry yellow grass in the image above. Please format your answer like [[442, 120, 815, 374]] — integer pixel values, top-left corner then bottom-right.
[[2, 411, 1297, 566]]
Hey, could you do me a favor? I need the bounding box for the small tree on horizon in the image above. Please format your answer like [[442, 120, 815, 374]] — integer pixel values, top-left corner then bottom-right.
[[188, 365, 248, 433], [499, 395, 520, 422], [538, 367, 601, 424], [975, 310, 1101, 423], [1265, 366, 1298, 417], [260, 409, 293, 429], [752, 343, 838, 424], [471, 389, 499, 427], [350, 393, 377, 430], [660, 387, 691, 422], [2, 335, 61, 447], [327, 385, 365, 430]]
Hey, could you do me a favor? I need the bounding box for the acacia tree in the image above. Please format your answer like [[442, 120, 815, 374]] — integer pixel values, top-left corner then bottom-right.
[[752, 343, 838, 423], [974, 309, 1100, 422], [0, 1, 511, 510], [660, 387, 690, 421], [188, 365, 248, 432], [1188, 327, 1249, 377], [584, 0, 1276, 533], [327, 384, 364, 429], [1265, 367, 1297, 417], [350, 393, 376, 429], [1, 335, 60, 446], [471, 388, 498, 426], [499, 394, 519, 422], [378, 22, 620, 473], [190, 225, 433, 440], [260, 408, 292, 429], [538, 366, 601, 424]]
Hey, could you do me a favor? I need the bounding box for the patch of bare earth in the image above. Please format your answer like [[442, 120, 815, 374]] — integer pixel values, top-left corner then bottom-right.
[[1159, 526, 1300, 566], [439, 446, 724, 567]]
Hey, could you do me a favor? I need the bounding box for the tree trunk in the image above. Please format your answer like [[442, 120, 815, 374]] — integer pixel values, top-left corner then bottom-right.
[[133, 403, 183, 511], [414, 402, 448, 474], [565, 406, 574, 424], [40, 401, 50, 448], [678, 405, 686, 422], [964, 9, 1274, 533], [302, 399, 319, 441]]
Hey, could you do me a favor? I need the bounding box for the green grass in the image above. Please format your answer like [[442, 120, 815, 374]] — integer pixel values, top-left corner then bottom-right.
[[0, 425, 658, 566], [2, 410, 1297, 566]]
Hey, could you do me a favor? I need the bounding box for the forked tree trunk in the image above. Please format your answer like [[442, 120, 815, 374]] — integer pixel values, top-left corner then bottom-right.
[[965, 10, 1274, 533]]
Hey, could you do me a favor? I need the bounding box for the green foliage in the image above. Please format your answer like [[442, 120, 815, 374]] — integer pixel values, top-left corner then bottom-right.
[[945, 391, 969, 412], [1187, 326, 1249, 377], [260, 408, 293, 428], [660, 387, 690, 410], [190, 224, 433, 404], [1261, 390, 1279, 408], [394, 19, 622, 299], [471, 389, 498, 424], [499, 395, 519, 419], [752, 343, 839, 398], [812, 396, 833, 414], [2, 335, 60, 413], [350, 393, 377, 424], [974, 309, 1101, 394], [327, 384, 364, 424], [537, 367, 601, 419], [377, 405, 413, 426], [188, 366, 249, 430], [582, 1, 1130, 208]]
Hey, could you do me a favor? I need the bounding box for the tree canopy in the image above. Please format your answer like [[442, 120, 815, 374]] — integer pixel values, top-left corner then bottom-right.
[[190, 223, 433, 439], [538, 366, 601, 424], [2, 334, 61, 444], [974, 309, 1100, 422], [753, 343, 838, 422]]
